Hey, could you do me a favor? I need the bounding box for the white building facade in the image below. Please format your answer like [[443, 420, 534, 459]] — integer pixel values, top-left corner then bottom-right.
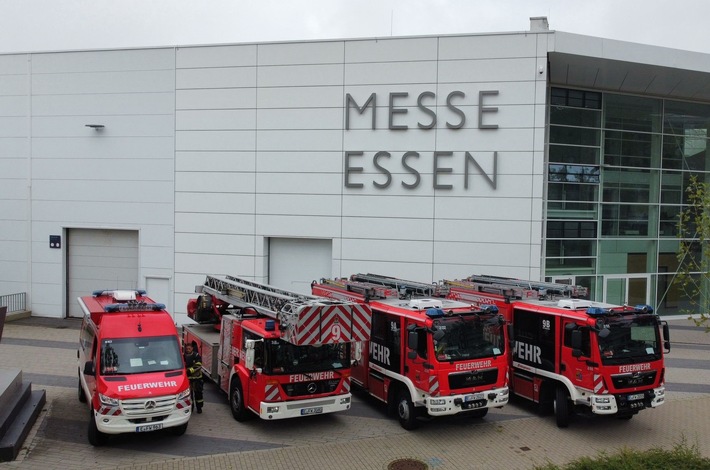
[[2, 19, 709, 322]]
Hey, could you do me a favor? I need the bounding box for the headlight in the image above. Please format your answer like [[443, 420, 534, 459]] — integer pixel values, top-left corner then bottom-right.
[[594, 397, 611, 404], [177, 388, 191, 400], [340, 396, 351, 405], [429, 398, 447, 406], [266, 405, 280, 414], [99, 393, 119, 406]]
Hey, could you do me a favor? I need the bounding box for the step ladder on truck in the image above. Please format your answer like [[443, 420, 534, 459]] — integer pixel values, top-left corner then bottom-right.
[[184, 275, 371, 421], [442, 275, 670, 427], [311, 274, 510, 430]]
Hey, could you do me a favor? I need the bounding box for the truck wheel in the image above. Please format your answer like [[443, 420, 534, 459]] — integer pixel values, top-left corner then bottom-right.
[[87, 409, 108, 446], [554, 385, 570, 428], [229, 379, 251, 422], [396, 389, 419, 430], [77, 373, 86, 403], [168, 422, 188, 436]]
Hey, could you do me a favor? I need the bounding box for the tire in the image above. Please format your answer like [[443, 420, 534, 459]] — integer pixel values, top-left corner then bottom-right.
[[470, 407, 488, 419], [168, 422, 188, 436], [87, 409, 108, 446], [78, 373, 86, 403], [229, 379, 251, 422], [554, 385, 570, 428], [396, 388, 419, 430]]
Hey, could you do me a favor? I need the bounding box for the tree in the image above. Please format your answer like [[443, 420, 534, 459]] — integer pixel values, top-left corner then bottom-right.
[[675, 175, 710, 331]]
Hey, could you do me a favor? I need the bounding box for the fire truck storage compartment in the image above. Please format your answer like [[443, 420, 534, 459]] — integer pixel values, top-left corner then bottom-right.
[[183, 324, 221, 381]]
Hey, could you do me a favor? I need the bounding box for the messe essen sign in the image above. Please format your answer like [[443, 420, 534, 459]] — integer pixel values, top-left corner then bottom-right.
[[344, 90, 500, 190]]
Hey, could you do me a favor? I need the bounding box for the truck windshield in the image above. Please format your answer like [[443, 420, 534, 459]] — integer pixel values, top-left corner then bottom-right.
[[597, 317, 662, 365], [265, 340, 350, 375], [433, 315, 505, 362], [100, 336, 183, 375]]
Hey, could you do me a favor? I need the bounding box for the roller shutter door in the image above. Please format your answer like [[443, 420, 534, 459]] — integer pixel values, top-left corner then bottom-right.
[[268, 238, 331, 295], [67, 229, 139, 317]]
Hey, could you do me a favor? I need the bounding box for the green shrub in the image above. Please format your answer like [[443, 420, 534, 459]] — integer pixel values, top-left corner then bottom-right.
[[534, 441, 710, 470]]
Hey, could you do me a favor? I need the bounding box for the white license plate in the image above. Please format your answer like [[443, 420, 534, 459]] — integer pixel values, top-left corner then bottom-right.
[[465, 393, 484, 402], [136, 423, 163, 432], [628, 393, 644, 401], [301, 407, 323, 415]]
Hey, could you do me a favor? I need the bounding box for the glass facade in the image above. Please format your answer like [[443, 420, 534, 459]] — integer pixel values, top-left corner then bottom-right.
[[546, 87, 710, 315]]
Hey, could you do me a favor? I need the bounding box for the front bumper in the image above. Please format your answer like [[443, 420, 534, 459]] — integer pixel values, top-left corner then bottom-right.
[[258, 393, 352, 420], [95, 408, 191, 434], [425, 386, 509, 417], [588, 386, 665, 415]]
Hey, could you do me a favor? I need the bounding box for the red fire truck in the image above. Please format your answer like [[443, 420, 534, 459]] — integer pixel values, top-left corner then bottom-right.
[[311, 274, 509, 430], [443, 275, 670, 427], [77, 290, 191, 446], [183, 275, 371, 421]]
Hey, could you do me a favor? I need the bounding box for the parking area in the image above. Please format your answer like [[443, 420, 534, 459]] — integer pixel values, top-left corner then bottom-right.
[[0, 316, 708, 470]]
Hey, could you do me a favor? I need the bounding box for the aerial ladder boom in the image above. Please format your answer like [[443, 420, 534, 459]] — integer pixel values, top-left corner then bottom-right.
[[349, 273, 449, 298], [443, 274, 588, 301], [195, 275, 371, 346]]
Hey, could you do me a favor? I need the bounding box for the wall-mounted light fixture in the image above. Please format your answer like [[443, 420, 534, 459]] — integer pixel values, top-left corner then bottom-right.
[[85, 124, 105, 131]]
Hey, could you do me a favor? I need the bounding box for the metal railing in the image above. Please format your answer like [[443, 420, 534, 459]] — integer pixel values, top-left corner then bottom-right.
[[0, 292, 26, 313]]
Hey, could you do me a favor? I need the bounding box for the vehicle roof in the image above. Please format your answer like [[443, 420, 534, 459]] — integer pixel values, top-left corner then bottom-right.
[[79, 291, 177, 337]]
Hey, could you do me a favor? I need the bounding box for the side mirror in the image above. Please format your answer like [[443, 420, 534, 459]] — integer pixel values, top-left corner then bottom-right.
[[83, 360, 95, 376], [245, 339, 256, 370], [407, 331, 418, 350], [353, 341, 363, 363], [570, 329, 582, 350], [662, 322, 671, 353]]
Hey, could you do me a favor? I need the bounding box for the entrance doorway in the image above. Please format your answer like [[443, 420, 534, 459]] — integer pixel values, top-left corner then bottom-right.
[[603, 275, 650, 306]]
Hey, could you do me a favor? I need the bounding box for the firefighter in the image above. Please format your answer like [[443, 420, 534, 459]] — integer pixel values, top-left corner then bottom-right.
[[184, 341, 204, 413]]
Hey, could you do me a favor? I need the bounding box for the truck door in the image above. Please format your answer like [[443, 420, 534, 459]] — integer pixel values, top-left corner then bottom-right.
[[350, 341, 369, 387], [562, 320, 595, 391], [404, 320, 430, 394], [85, 338, 99, 401], [367, 312, 400, 401]]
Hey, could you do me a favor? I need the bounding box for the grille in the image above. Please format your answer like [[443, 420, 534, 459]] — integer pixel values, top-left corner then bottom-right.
[[611, 371, 656, 390], [121, 394, 177, 417], [448, 368, 498, 390], [283, 379, 340, 397]]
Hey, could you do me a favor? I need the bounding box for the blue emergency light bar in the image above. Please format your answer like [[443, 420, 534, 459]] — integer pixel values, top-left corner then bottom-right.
[[480, 305, 499, 314], [104, 302, 165, 312], [425, 308, 445, 318], [586, 304, 654, 316]]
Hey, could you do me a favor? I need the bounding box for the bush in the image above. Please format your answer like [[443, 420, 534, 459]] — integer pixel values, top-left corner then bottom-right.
[[534, 441, 710, 470]]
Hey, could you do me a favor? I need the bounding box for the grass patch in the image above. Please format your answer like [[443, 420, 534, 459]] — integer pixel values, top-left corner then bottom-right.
[[534, 441, 710, 470]]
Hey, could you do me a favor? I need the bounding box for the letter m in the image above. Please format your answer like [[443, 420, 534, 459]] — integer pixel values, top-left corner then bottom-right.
[[346, 93, 376, 130]]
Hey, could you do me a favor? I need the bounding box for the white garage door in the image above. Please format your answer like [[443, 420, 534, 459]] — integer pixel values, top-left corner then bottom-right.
[[268, 238, 332, 295], [67, 229, 139, 317]]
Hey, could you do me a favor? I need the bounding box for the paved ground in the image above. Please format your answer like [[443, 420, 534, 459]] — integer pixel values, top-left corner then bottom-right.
[[0, 316, 708, 470]]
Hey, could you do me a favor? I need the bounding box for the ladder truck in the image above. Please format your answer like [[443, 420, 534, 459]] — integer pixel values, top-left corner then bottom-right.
[[311, 274, 509, 430], [443, 275, 670, 427], [184, 275, 371, 421]]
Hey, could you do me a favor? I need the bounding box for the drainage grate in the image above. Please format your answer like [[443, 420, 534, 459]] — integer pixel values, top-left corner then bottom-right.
[[387, 458, 428, 470]]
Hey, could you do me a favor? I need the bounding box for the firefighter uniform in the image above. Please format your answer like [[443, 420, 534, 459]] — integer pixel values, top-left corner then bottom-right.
[[184, 341, 204, 413]]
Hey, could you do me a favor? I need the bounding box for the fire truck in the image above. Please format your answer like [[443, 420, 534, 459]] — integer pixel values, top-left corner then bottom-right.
[[443, 274, 671, 427], [77, 290, 191, 446], [310, 273, 510, 430], [183, 275, 371, 421]]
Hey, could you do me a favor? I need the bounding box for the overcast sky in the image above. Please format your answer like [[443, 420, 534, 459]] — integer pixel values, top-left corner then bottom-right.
[[1, 0, 709, 55]]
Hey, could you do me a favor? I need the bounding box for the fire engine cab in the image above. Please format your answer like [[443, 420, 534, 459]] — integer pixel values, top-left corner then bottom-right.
[[184, 275, 371, 421], [311, 274, 510, 430], [77, 290, 191, 446], [444, 275, 670, 427]]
